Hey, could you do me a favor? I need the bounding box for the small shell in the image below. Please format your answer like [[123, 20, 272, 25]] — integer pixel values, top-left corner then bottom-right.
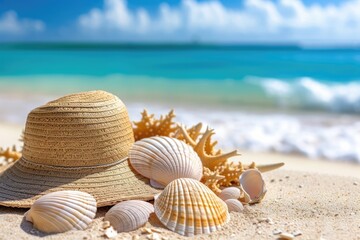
[[225, 199, 244, 212], [239, 186, 251, 205], [218, 187, 241, 201], [239, 169, 267, 204], [149, 179, 165, 189], [154, 178, 229, 237], [25, 191, 97, 233], [104, 200, 154, 232], [129, 137, 203, 187]]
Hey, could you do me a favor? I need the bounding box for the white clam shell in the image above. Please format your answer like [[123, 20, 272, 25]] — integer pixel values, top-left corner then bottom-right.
[[239, 169, 267, 204], [25, 190, 97, 233], [239, 186, 251, 205], [104, 200, 154, 232], [129, 137, 203, 188], [154, 178, 230, 237], [218, 187, 242, 201], [225, 199, 244, 212]]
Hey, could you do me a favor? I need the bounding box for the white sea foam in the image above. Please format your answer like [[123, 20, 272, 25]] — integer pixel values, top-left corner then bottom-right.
[[251, 77, 360, 113]]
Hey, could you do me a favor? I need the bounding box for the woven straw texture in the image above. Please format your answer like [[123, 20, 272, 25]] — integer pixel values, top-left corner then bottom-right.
[[0, 90, 159, 208]]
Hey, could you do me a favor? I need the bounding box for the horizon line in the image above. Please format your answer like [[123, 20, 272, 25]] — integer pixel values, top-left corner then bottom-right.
[[0, 42, 359, 50]]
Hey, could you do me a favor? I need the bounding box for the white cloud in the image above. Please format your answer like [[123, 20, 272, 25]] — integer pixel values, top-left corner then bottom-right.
[[78, 0, 150, 33], [0, 11, 45, 34], [77, 0, 360, 44]]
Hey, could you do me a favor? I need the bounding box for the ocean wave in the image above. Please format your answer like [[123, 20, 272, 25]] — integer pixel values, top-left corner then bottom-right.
[[249, 77, 360, 113]]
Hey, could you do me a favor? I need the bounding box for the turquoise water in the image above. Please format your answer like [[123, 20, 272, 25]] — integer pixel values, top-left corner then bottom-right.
[[1, 43, 360, 112]]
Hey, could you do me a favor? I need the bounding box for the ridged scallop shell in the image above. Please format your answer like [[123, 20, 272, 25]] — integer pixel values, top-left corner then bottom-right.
[[104, 200, 154, 232], [225, 199, 244, 212], [218, 187, 242, 201], [25, 191, 97, 233], [129, 137, 203, 188], [154, 178, 230, 236], [240, 169, 267, 204]]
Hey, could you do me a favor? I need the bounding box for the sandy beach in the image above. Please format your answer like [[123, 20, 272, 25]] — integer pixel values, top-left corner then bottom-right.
[[2, 1, 360, 238], [1, 123, 360, 239]]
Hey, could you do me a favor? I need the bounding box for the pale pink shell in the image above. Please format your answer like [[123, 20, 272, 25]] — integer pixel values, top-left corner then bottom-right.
[[240, 169, 267, 203]]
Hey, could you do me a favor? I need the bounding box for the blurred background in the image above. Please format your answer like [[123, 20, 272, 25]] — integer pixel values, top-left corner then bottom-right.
[[0, 0, 360, 164]]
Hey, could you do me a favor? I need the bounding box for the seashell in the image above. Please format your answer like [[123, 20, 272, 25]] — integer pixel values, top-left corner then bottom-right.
[[154, 178, 229, 236], [104, 200, 154, 232], [225, 199, 244, 212], [149, 179, 165, 189], [218, 187, 242, 201], [239, 186, 251, 205], [129, 137, 203, 188], [153, 193, 161, 201], [219, 187, 250, 205], [104, 226, 118, 238], [239, 169, 267, 204], [25, 190, 97, 233]]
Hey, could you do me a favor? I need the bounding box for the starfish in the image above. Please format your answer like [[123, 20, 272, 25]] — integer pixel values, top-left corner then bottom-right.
[[175, 123, 222, 156], [175, 125, 241, 170]]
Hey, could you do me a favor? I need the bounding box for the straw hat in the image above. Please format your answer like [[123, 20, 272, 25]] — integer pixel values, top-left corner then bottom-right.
[[0, 90, 159, 208]]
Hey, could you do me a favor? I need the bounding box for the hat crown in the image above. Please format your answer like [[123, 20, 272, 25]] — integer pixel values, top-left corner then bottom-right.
[[22, 90, 134, 167]]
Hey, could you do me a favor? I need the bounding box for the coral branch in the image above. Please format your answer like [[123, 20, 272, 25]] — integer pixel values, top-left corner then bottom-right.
[[201, 167, 224, 194], [133, 109, 177, 141], [215, 161, 243, 187], [0, 145, 22, 165], [193, 127, 214, 153]]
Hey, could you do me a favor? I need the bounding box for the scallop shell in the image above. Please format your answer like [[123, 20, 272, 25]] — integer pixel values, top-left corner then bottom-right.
[[25, 190, 97, 233], [239, 169, 267, 204], [225, 199, 244, 212], [129, 137, 203, 188], [104, 200, 154, 232], [218, 187, 242, 201], [154, 178, 229, 236]]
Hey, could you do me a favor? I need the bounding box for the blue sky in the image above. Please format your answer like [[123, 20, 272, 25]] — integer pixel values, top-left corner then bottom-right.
[[0, 0, 359, 45]]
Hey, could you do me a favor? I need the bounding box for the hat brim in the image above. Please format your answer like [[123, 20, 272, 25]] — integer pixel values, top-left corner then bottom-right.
[[0, 157, 159, 208]]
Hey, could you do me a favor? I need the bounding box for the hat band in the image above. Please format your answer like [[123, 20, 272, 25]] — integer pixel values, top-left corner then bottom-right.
[[20, 157, 129, 169]]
